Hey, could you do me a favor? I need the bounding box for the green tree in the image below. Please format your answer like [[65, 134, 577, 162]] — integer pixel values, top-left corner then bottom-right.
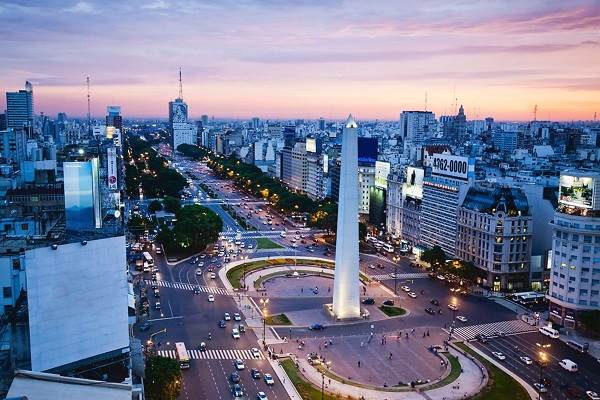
[[163, 196, 181, 213], [148, 200, 163, 213], [421, 245, 447, 271], [579, 310, 600, 335], [144, 355, 182, 400], [128, 214, 151, 234], [359, 222, 367, 241]]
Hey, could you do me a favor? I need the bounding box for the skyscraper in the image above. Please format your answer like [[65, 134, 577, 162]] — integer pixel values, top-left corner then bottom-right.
[[6, 81, 34, 130], [399, 111, 436, 162], [169, 70, 197, 150], [105, 106, 122, 130]]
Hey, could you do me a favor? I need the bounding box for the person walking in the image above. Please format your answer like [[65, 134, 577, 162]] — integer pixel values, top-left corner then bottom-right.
[[358, 360, 361, 368], [389, 352, 393, 360]]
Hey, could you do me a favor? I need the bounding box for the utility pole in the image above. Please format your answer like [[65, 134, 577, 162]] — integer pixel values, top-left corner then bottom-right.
[[178, 67, 183, 100], [86, 76, 91, 136]]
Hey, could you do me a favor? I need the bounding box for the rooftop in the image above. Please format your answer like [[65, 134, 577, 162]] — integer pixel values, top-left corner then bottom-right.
[[462, 186, 530, 216]]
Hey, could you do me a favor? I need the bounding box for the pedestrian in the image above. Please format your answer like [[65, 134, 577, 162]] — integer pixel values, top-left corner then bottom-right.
[[389, 352, 393, 360], [427, 329, 430, 337], [329, 339, 332, 346], [328, 287, 331, 293], [360, 341, 364, 347], [301, 288, 303, 293], [423, 332, 426, 338], [405, 332, 408, 338], [358, 360, 361, 368]]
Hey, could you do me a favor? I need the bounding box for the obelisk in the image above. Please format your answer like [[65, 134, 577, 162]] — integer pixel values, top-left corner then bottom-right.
[[332, 114, 361, 319]]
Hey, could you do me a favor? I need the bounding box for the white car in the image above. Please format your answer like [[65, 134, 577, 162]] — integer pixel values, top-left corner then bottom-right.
[[369, 264, 376, 270], [256, 392, 268, 400], [264, 373, 274, 386], [492, 351, 506, 361], [533, 383, 547, 393], [247, 244, 254, 249], [234, 359, 245, 370], [208, 294, 215, 302], [195, 268, 202, 276], [154, 301, 161, 310], [408, 292, 417, 298], [233, 313, 242, 321], [401, 286, 411, 292], [456, 316, 468, 322], [224, 313, 231, 321], [251, 347, 261, 358], [210, 272, 217, 279], [232, 328, 240, 339], [447, 303, 458, 311], [586, 391, 600, 400], [198, 262, 204, 267], [519, 356, 533, 365]]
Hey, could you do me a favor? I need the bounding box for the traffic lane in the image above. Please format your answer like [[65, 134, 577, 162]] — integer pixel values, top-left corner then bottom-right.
[[471, 333, 600, 396]]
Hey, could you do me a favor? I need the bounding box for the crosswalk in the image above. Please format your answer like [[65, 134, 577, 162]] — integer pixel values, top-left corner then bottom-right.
[[370, 272, 430, 280], [158, 348, 264, 360], [146, 280, 230, 295], [450, 319, 538, 341]]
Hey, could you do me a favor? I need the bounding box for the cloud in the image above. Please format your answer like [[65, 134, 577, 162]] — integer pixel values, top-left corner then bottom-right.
[[142, 0, 169, 10], [64, 1, 97, 14]]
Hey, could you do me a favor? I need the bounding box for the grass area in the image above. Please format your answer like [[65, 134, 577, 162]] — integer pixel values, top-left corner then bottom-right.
[[281, 359, 345, 400], [378, 305, 407, 317], [456, 343, 530, 400], [427, 354, 461, 389], [264, 313, 292, 325], [256, 237, 284, 250]]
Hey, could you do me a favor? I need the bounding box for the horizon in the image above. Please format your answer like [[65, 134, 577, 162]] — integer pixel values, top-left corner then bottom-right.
[[1, 0, 599, 121]]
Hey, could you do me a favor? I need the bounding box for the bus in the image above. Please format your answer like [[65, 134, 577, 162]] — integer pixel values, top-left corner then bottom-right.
[[175, 342, 190, 369], [381, 243, 394, 253], [539, 325, 560, 339], [566, 340, 589, 353], [143, 252, 154, 266]]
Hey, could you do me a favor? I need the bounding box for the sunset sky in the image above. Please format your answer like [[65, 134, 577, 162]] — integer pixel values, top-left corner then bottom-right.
[[1, 0, 599, 121]]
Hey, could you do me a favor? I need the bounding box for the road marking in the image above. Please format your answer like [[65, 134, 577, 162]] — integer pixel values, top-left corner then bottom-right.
[[449, 319, 538, 341], [146, 280, 231, 295], [158, 348, 265, 360], [370, 272, 430, 280], [147, 316, 183, 322]]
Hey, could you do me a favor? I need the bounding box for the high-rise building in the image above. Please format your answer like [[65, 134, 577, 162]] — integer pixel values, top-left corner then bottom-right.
[[0, 128, 27, 164], [0, 113, 7, 131], [441, 105, 467, 143], [6, 81, 34, 130], [399, 111, 436, 162], [169, 98, 197, 150], [201, 114, 209, 126], [548, 170, 600, 329], [105, 106, 122, 130], [456, 186, 532, 291], [319, 117, 326, 131], [64, 159, 102, 231]]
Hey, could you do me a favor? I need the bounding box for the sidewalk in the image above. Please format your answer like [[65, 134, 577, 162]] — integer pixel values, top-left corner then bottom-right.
[[292, 345, 487, 400]]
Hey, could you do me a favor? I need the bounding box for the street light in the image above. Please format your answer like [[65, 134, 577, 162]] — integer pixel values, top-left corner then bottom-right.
[[448, 297, 458, 341], [146, 328, 167, 357], [392, 255, 400, 295], [260, 298, 269, 348], [537, 351, 548, 400]]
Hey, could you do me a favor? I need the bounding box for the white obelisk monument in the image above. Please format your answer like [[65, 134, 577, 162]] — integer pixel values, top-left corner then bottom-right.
[[332, 114, 361, 319]]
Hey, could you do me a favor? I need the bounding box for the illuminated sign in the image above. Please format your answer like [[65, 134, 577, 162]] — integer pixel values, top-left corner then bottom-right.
[[431, 154, 474, 181], [306, 138, 317, 153], [106, 126, 114, 139], [113, 128, 121, 147], [107, 147, 118, 190], [559, 174, 595, 209], [403, 167, 424, 199], [64, 158, 102, 230], [375, 161, 390, 189]]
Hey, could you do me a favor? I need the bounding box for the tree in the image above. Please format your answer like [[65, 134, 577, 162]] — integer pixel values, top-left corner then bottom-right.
[[445, 260, 483, 282], [579, 310, 600, 335], [163, 196, 181, 213], [421, 245, 447, 271], [358, 222, 367, 241], [145, 355, 182, 400], [128, 214, 151, 234], [148, 200, 163, 213]]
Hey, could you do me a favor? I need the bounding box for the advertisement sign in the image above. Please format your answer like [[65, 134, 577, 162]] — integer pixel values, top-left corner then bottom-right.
[[113, 128, 121, 147], [306, 138, 317, 153], [107, 147, 118, 190], [64, 158, 101, 230], [431, 154, 473, 181], [403, 166, 424, 199], [171, 102, 188, 123], [375, 161, 390, 189], [358, 137, 378, 166], [559, 174, 594, 209], [105, 126, 114, 140]]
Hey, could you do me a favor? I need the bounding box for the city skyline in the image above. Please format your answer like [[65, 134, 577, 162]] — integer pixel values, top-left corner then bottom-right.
[[1, 0, 600, 120]]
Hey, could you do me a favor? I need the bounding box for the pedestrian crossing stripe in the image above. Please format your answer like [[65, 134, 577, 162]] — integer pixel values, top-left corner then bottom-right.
[[146, 280, 231, 295], [157, 348, 264, 360], [370, 272, 430, 280], [450, 319, 538, 341]]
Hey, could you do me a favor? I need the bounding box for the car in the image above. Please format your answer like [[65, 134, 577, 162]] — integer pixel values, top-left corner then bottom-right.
[[198, 262, 204, 267], [476, 334, 488, 343], [251, 368, 261, 379], [251, 347, 261, 358], [383, 299, 395, 306], [520, 356, 533, 365], [447, 303, 458, 311], [430, 299, 440, 306], [533, 383, 548, 393], [264, 373, 274, 385], [193, 286, 201, 294], [362, 298, 375, 305], [559, 359, 578, 372], [233, 313, 242, 321], [224, 313, 231, 321], [234, 359, 245, 370], [408, 292, 417, 298], [219, 320, 226, 328], [200, 254, 206, 259], [239, 324, 246, 333], [199, 342, 207, 352], [586, 391, 600, 400], [492, 351, 506, 360], [401, 286, 411, 292], [456, 316, 468, 322], [230, 372, 240, 383], [153, 288, 160, 297], [232, 383, 243, 397], [208, 294, 215, 302], [154, 301, 161, 310], [492, 330, 505, 337], [139, 321, 151, 331], [425, 307, 436, 315], [309, 323, 325, 331], [436, 275, 446, 280], [232, 328, 240, 339], [369, 264, 376, 270], [195, 268, 202, 276], [256, 392, 268, 400]]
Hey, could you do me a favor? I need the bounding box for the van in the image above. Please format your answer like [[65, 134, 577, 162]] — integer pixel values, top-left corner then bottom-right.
[[539, 325, 560, 339], [566, 340, 589, 353], [559, 359, 578, 372]]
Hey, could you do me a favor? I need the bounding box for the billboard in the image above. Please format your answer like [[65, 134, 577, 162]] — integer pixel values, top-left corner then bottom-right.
[[64, 159, 102, 231], [559, 174, 594, 209], [105, 125, 114, 140], [358, 137, 378, 165], [403, 166, 424, 199], [171, 102, 188, 123], [113, 128, 122, 147], [107, 147, 118, 190], [375, 161, 390, 189], [431, 154, 474, 181], [306, 138, 317, 153]]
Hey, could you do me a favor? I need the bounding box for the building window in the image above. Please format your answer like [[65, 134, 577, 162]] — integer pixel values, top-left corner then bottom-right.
[[3, 287, 11, 298], [12, 259, 20, 270]]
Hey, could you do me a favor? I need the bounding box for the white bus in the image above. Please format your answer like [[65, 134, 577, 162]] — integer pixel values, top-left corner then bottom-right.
[[175, 342, 190, 369], [381, 243, 394, 253], [539, 325, 560, 339], [143, 252, 154, 266]]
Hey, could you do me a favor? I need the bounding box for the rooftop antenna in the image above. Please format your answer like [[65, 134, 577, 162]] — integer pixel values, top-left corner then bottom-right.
[[86, 76, 91, 135], [178, 67, 183, 100], [533, 104, 538, 122], [594, 111, 597, 122], [424, 91, 428, 111]]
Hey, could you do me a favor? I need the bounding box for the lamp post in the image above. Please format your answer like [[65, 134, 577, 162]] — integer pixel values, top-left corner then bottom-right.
[[260, 298, 269, 348], [146, 328, 167, 357], [392, 255, 400, 295], [448, 297, 458, 341], [537, 351, 547, 400]]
